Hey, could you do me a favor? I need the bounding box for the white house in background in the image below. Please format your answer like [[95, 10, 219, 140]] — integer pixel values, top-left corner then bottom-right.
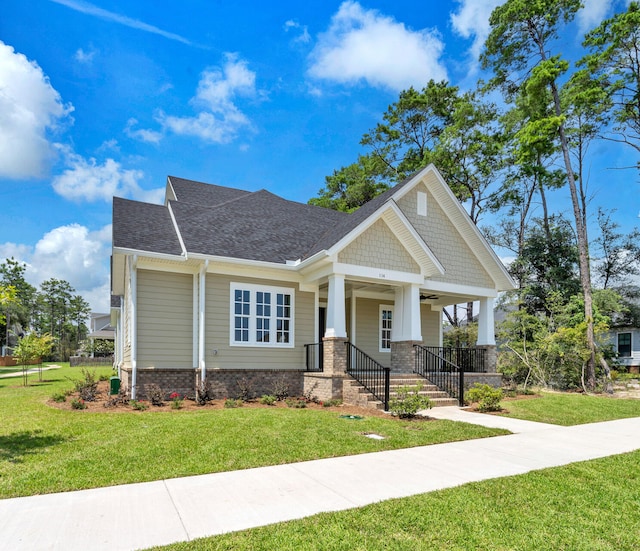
[[608, 327, 640, 373], [110, 165, 515, 406]]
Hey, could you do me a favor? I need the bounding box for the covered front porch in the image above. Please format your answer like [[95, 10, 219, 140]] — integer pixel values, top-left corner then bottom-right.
[[303, 274, 500, 410]]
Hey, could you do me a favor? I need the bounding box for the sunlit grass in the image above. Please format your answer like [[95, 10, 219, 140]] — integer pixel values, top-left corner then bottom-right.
[[0, 364, 505, 498]]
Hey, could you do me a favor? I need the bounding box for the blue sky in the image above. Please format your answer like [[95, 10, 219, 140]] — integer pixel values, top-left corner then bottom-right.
[[0, 0, 637, 313]]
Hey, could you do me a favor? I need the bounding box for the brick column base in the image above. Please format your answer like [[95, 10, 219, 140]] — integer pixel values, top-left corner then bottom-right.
[[323, 337, 348, 376], [481, 345, 498, 373], [391, 341, 421, 373]]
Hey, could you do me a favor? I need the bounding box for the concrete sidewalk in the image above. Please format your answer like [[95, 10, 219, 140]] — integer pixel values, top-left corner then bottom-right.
[[2, 414, 640, 551]]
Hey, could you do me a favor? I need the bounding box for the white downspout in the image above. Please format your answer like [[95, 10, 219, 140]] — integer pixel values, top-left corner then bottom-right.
[[198, 260, 208, 382], [118, 297, 124, 378], [130, 255, 138, 399]]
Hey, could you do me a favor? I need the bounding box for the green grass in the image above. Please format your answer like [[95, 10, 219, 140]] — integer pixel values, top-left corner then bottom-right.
[[500, 391, 640, 425], [0, 364, 505, 498], [151, 449, 640, 550]]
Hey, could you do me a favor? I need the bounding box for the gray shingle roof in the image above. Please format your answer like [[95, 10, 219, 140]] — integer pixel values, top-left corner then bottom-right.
[[113, 175, 413, 263], [171, 189, 347, 262], [168, 176, 251, 207], [113, 197, 183, 255]]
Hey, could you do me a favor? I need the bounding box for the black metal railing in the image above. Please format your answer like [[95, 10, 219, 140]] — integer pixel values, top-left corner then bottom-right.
[[414, 345, 464, 406], [421, 347, 486, 373], [345, 342, 390, 411], [304, 343, 324, 372]]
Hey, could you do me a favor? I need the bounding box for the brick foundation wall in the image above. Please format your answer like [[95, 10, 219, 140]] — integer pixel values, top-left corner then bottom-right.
[[391, 341, 420, 373], [198, 369, 305, 400], [121, 368, 196, 399], [464, 372, 502, 389]]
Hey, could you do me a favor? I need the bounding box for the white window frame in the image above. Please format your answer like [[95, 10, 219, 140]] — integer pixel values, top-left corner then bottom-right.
[[230, 282, 295, 348], [617, 332, 632, 358], [379, 305, 393, 353]]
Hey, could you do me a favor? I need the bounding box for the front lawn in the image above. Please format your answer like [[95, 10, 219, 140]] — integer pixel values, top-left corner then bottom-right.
[[152, 449, 640, 550], [0, 364, 505, 498], [500, 391, 640, 425]]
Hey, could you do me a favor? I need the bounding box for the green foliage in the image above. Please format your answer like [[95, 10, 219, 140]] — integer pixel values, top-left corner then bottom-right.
[[224, 398, 243, 408], [51, 392, 67, 403], [465, 384, 503, 412], [170, 392, 183, 410], [72, 368, 99, 401], [388, 383, 432, 418], [259, 394, 276, 406], [70, 397, 86, 410], [443, 323, 477, 349], [285, 398, 307, 408], [145, 383, 165, 406], [323, 399, 342, 407], [129, 399, 148, 411]]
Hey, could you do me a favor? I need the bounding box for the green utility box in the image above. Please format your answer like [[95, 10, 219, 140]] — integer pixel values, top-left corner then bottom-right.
[[109, 376, 121, 395]]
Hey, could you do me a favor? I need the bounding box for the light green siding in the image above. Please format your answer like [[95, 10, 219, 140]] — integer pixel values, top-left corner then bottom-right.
[[354, 298, 392, 366], [397, 185, 494, 288], [338, 219, 420, 273], [205, 274, 315, 370], [137, 269, 193, 368]]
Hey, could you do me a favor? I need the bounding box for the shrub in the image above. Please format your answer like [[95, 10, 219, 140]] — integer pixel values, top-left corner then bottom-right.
[[466, 383, 503, 412], [70, 397, 86, 410], [51, 392, 67, 403], [236, 376, 255, 402], [285, 398, 307, 408], [98, 374, 110, 382], [170, 392, 183, 410], [224, 398, 242, 408], [72, 369, 99, 402], [388, 383, 432, 419], [271, 376, 290, 401], [259, 394, 276, 405], [196, 379, 214, 405], [130, 399, 148, 411], [144, 383, 165, 406], [322, 398, 342, 407]]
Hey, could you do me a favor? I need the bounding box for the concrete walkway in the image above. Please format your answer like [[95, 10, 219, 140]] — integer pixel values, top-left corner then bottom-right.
[[2, 412, 640, 551], [0, 365, 60, 379]]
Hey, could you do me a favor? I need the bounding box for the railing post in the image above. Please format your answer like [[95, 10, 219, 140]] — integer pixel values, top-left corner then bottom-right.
[[458, 366, 465, 407], [384, 367, 390, 412]]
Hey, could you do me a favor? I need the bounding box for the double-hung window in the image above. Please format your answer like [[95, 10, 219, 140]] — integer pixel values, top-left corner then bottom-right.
[[231, 283, 294, 347], [380, 305, 393, 352], [618, 332, 632, 357]]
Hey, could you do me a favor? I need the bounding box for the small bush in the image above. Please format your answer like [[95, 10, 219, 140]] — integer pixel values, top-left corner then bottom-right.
[[70, 397, 86, 410], [322, 398, 343, 407], [98, 374, 110, 382], [169, 392, 183, 410], [51, 392, 67, 403], [389, 383, 432, 419], [196, 379, 214, 405], [130, 399, 148, 411], [466, 383, 503, 412], [224, 398, 242, 408], [259, 394, 277, 405], [144, 383, 165, 406], [285, 398, 307, 408], [271, 376, 290, 401], [236, 376, 255, 402], [72, 368, 99, 401]]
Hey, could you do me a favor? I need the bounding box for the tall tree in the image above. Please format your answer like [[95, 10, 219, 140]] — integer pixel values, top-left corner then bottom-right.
[[580, 1, 640, 162], [0, 258, 36, 348], [482, 0, 600, 389]]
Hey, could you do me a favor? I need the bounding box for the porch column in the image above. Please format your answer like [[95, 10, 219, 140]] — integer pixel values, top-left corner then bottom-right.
[[391, 284, 422, 373], [477, 297, 497, 373], [325, 274, 346, 339]]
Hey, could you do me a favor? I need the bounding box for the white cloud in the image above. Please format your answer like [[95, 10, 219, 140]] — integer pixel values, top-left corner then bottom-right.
[[577, 0, 615, 33], [157, 54, 258, 144], [307, 1, 447, 92], [125, 118, 163, 144], [450, 0, 503, 61], [51, 0, 194, 46], [284, 20, 311, 44], [74, 47, 96, 64], [0, 41, 73, 179], [0, 223, 112, 312], [52, 148, 163, 203]]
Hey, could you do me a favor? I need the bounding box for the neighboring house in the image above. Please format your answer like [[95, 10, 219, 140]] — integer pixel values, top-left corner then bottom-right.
[[607, 327, 640, 373], [88, 312, 115, 342], [111, 165, 515, 403]]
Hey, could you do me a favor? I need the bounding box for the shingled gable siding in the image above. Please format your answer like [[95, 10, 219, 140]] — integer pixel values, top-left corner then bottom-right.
[[337, 219, 420, 274], [205, 274, 315, 370], [136, 270, 194, 368], [397, 184, 494, 288]]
